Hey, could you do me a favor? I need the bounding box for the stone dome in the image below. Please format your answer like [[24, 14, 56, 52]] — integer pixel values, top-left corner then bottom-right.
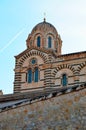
[[26, 19, 62, 56], [31, 19, 58, 35]]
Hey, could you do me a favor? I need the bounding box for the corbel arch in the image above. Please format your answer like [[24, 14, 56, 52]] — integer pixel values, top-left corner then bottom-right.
[[18, 50, 49, 67], [79, 62, 86, 83], [52, 64, 75, 87], [52, 64, 75, 78], [77, 61, 86, 72]]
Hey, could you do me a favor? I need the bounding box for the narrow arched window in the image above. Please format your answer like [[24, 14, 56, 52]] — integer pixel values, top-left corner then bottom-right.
[[37, 36, 40, 47], [28, 69, 32, 83], [48, 36, 52, 48], [62, 74, 67, 86], [34, 67, 39, 82]]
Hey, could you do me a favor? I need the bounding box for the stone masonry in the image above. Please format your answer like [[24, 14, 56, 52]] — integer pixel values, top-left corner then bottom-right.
[[0, 85, 86, 130], [0, 90, 3, 95], [14, 20, 86, 93]]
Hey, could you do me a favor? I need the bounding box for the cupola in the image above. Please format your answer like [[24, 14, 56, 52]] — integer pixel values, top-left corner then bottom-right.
[[26, 19, 62, 55]]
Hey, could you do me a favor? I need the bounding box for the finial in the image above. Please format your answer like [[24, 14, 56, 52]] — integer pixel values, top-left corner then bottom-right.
[[43, 12, 46, 22]]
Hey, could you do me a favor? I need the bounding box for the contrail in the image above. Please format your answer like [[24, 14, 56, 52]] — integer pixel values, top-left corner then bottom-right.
[[0, 27, 25, 53]]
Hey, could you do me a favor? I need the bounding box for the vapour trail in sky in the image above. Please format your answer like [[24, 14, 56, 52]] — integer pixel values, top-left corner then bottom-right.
[[0, 28, 25, 53], [0, 0, 86, 94]]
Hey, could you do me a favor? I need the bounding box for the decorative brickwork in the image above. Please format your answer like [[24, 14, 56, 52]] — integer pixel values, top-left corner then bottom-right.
[[14, 20, 86, 93]]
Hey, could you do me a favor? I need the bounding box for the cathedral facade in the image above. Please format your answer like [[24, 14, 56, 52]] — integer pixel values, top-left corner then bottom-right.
[[14, 19, 86, 93]]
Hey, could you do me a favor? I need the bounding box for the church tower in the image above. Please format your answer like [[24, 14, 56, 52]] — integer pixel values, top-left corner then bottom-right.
[[14, 19, 86, 94], [14, 19, 62, 93]]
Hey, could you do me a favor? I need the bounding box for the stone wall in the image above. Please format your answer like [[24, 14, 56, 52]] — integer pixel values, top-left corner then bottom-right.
[[0, 88, 86, 130], [0, 90, 3, 95]]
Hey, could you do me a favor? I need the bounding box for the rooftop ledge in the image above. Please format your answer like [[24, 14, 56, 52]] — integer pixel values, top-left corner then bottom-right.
[[0, 82, 86, 112]]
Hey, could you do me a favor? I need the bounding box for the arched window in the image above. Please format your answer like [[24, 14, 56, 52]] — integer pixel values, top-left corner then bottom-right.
[[28, 69, 32, 83], [48, 36, 52, 48], [37, 36, 40, 47], [34, 67, 39, 82], [62, 74, 67, 86], [27, 66, 39, 83]]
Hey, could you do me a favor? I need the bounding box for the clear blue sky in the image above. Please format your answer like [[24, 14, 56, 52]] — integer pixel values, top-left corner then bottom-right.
[[0, 0, 86, 94]]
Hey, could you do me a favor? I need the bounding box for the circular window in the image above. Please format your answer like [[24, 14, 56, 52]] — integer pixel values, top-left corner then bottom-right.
[[30, 58, 37, 65]]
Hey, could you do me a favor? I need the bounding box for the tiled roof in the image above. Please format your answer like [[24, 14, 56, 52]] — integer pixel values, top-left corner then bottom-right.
[[0, 82, 86, 112]]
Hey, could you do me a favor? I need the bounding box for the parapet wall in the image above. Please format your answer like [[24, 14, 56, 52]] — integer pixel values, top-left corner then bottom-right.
[[0, 86, 86, 130]]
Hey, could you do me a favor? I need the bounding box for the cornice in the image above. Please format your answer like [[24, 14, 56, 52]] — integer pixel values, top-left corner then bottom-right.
[[58, 51, 86, 58], [15, 46, 57, 59]]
